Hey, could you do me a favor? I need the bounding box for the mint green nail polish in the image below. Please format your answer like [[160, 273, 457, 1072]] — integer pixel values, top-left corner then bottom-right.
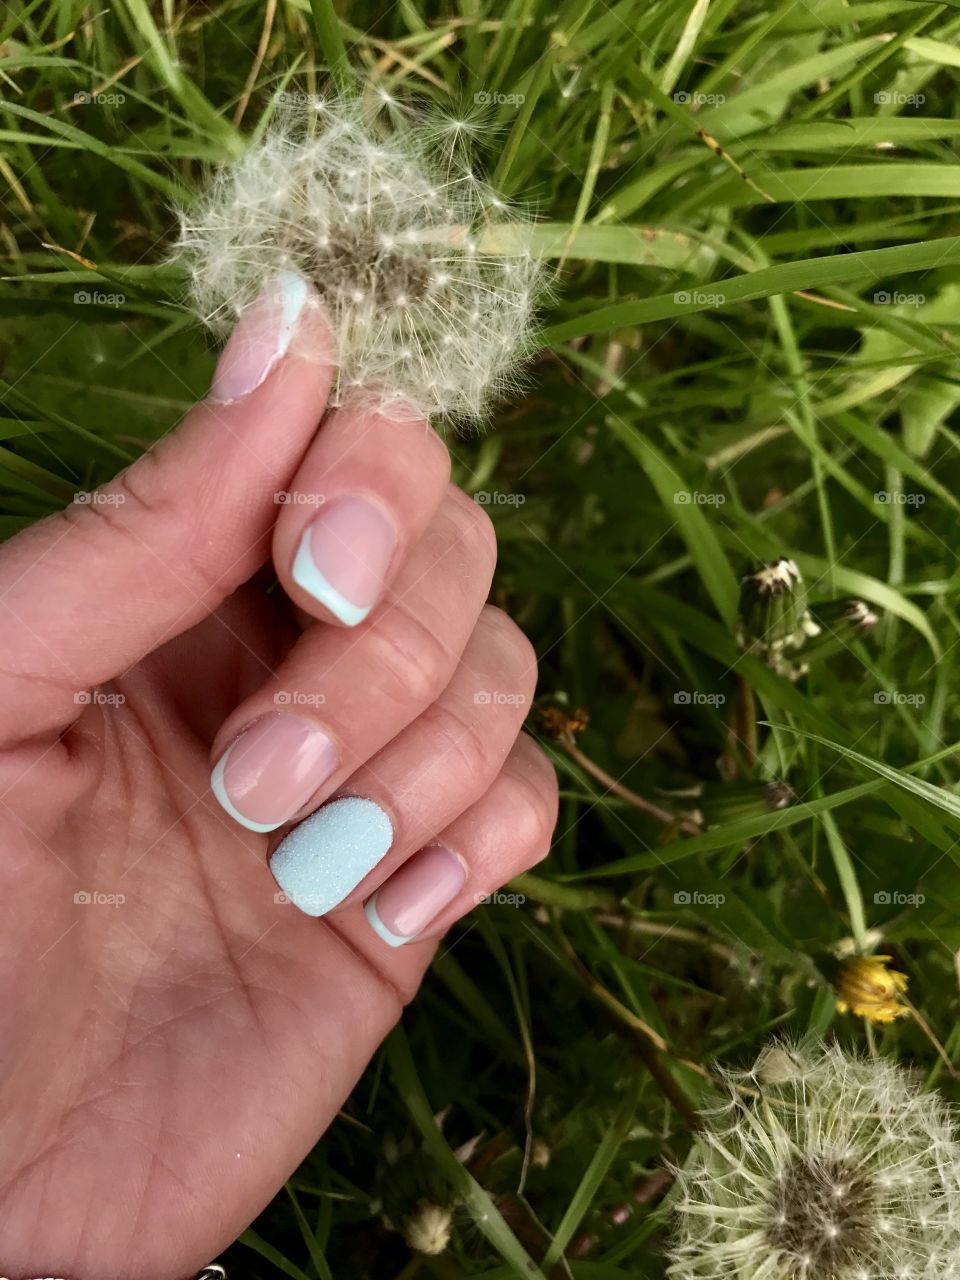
[[270, 796, 393, 916]]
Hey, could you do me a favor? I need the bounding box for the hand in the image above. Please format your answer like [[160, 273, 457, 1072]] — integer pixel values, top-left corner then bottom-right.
[[0, 275, 557, 1279]]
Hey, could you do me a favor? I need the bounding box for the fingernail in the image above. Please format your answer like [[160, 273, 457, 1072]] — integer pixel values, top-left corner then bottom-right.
[[364, 845, 466, 947], [211, 713, 338, 833], [209, 270, 309, 403], [292, 494, 398, 626], [270, 796, 393, 916]]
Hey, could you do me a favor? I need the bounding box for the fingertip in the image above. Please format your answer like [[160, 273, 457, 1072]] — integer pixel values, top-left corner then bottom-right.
[[273, 392, 452, 628], [207, 272, 333, 406], [289, 493, 398, 627]]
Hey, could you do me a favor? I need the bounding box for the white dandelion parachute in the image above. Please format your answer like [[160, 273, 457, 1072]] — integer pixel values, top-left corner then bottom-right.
[[171, 95, 546, 425], [669, 1040, 960, 1280]]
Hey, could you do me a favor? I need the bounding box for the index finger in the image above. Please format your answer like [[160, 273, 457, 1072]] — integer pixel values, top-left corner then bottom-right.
[[272, 394, 451, 627]]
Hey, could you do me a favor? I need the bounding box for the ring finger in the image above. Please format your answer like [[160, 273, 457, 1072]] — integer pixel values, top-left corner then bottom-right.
[[268, 606, 536, 916]]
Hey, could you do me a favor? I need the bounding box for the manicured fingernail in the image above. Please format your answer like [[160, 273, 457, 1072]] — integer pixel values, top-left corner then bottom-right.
[[209, 270, 309, 403], [292, 494, 398, 626], [364, 845, 466, 947], [270, 796, 393, 916], [211, 713, 338, 833]]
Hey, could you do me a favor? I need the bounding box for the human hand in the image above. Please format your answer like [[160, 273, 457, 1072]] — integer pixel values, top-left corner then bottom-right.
[[0, 274, 557, 1279]]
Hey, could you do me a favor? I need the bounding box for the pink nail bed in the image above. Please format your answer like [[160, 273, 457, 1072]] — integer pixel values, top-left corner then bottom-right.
[[292, 495, 398, 626], [211, 713, 338, 833], [209, 271, 309, 404], [364, 845, 466, 947]]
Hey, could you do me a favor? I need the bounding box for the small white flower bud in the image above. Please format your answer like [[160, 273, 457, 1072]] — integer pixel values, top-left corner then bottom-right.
[[403, 1200, 453, 1255]]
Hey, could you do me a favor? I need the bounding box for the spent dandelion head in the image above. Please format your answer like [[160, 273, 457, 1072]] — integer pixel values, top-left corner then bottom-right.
[[668, 1039, 960, 1280], [171, 94, 547, 426]]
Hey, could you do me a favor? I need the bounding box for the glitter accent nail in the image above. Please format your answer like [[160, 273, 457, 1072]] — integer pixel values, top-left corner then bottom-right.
[[270, 796, 393, 916]]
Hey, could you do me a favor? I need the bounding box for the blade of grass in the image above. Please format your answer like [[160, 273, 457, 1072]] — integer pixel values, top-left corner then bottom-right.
[[605, 416, 739, 628], [541, 1077, 640, 1270], [309, 0, 355, 94], [543, 236, 960, 343], [386, 1027, 547, 1280]]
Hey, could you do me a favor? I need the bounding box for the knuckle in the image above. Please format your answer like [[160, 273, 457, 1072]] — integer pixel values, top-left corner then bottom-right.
[[475, 606, 538, 694], [423, 699, 496, 784], [447, 486, 497, 568], [497, 765, 558, 861], [63, 459, 227, 602], [61, 465, 168, 554], [364, 602, 455, 709]]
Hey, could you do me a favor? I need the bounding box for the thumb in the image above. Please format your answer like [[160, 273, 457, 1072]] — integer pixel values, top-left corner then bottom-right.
[[0, 271, 333, 742]]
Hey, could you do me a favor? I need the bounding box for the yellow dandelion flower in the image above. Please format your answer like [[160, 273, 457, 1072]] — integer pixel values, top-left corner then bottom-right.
[[836, 954, 909, 1024]]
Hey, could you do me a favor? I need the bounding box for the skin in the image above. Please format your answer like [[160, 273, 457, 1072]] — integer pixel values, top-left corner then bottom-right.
[[0, 292, 558, 1279]]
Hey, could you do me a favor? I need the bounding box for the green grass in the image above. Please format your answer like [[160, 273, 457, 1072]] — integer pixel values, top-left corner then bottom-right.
[[5, 0, 960, 1274]]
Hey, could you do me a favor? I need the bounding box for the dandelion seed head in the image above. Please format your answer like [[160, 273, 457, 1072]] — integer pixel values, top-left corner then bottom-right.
[[668, 1040, 960, 1280], [171, 95, 546, 425]]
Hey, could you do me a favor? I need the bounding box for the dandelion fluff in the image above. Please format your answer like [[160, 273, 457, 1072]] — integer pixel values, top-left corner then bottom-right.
[[669, 1039, 960, 1280], [171, 96, 546, 424]]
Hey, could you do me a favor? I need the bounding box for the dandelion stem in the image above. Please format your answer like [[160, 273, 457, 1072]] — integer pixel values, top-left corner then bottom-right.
[[558, 737, 702, 835], [556, 932, 706, 1129], [907, 1002, 959, 1078]]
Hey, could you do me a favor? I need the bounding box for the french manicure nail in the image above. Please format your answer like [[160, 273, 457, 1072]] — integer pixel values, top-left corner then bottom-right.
[[209, 270, 309, 403], [292, 494, 398, 626], [211, 713, 338, 833], [364, 845, 466, 947], [270, 796, 394, 916]]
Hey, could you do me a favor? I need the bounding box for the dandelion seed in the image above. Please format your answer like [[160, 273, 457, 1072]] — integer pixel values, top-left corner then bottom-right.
[[668, 1039, 960, 1280], [171, 95, 546, 424]]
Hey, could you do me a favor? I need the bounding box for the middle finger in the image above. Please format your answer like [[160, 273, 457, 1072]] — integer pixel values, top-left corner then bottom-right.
[[209, 487, 496, 833]]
